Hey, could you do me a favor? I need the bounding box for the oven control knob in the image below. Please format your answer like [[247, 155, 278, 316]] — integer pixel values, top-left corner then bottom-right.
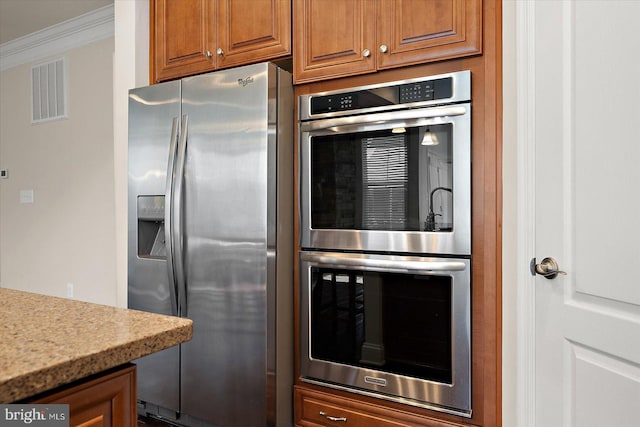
[[379, 44, 389, 53]]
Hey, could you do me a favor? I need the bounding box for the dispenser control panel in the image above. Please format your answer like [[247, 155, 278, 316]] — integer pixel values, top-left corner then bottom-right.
[[137, 196, 164, 221]]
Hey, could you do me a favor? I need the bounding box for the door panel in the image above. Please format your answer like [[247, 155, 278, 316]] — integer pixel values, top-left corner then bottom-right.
[[572, 344, 640, 426], [532, 1, 640, 425], [128, 81, 182, 413], [572, 0, 640, 307], [293, 0, 376, 82], [217, 0, 291, 69], [153, 0, 215, 82], [377, 0, 482, 69], [179, 64, 272, 427]]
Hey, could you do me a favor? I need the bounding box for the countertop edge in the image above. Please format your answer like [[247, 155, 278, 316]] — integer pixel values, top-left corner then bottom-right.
[[2, 321, 192, 403], [0, 288, 193, 403]]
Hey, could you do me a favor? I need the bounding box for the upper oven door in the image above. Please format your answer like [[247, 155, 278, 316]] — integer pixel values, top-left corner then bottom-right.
[[299, 103, 471, 255]]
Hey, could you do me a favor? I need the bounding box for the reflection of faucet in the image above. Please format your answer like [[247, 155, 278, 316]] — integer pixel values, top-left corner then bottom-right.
[[425, 187, 452, 231]]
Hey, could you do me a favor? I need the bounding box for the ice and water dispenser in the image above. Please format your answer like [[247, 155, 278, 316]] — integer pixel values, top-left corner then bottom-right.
[[137, 196, 165, 258]]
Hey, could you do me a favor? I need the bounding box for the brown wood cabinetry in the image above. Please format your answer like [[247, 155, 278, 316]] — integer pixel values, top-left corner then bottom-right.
[[293, 0, 502, 425], [31, 365, 136, 427], [152, 0, 291, 83], [152, 0, 215, 82], [293, 0, 482, 83], [295, 386, 467, 427], [293, 0, 376, 82]]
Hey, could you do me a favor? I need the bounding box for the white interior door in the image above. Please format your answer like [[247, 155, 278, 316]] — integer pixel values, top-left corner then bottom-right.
[[527, 1, 640, 425]]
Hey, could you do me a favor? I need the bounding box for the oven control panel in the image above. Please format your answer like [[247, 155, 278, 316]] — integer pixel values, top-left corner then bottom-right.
[[398, 78, 453, 104], [309, 77, 454, 115]]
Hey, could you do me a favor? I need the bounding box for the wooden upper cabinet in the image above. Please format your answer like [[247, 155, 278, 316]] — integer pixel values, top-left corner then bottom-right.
[[293, 0, 482, 83], [152, 0, 291, 83], [293, 0, 376, 83], [217, 0, 291, 69], [377, 0, 482, 69], [153, 0, 216, 83]]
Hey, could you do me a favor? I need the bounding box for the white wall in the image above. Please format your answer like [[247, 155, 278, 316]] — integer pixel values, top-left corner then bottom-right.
[[113, 0, 149, 307], [0, 1, 148, 307], [0, 37, 117, 304]]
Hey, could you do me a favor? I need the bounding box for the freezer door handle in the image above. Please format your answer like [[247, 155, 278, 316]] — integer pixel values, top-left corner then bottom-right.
[[164, 117, 180, 316], [173, 114, 189, 316]]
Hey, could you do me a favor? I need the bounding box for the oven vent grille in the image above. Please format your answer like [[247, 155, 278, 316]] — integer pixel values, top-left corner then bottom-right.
[[31, 58, 67, 123]]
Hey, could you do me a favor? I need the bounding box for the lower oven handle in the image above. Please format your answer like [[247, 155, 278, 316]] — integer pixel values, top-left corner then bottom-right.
[[300, 252, 467, 274]]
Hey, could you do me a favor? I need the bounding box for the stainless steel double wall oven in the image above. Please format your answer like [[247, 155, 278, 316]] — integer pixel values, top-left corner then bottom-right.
[[298, 71, 473, 417]]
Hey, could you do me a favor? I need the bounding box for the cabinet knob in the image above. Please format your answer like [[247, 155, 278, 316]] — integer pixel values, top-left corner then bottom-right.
[[379, 44, 388, 53], [216, 48, 224, 56], [205, 50, 212, 58], [362, 49, 371, 58]]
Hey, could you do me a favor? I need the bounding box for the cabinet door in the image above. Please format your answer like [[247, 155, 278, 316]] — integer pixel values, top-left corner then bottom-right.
[[153, 0, 216, 82], [216, 0, 291, 69], [32, 365, 136, 427], [295, 386, 467, 427], [293, 0, 376, 83], [376, 0, 482, 69]]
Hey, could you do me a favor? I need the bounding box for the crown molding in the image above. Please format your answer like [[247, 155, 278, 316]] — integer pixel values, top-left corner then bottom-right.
[[0, 4, 114, 72]]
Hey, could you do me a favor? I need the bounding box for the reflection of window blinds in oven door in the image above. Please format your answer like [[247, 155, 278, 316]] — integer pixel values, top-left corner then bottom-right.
[[361, 135, 408, 229]]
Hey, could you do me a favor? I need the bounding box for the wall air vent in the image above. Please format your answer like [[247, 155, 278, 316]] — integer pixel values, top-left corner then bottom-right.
[[31, 58, 67, 123]]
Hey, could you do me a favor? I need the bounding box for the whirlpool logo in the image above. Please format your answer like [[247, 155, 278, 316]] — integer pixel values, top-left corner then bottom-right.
[[0, 405, 68, 426], [237, 76, 254, 87]]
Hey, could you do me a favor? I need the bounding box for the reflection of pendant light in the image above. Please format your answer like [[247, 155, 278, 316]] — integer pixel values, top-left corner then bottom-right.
[[391, 127, 406, 134], [421, 127, 439, 145]]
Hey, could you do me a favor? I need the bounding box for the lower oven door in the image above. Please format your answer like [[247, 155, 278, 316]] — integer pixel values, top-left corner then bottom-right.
[[299, 251, 471, 417]]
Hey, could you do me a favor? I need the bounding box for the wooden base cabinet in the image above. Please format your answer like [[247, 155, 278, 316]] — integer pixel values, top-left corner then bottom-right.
[[152, 0, 291, 83], [31, 365, 136, 427], [293, 0, 482, 83], [295, 387, 468, 427]]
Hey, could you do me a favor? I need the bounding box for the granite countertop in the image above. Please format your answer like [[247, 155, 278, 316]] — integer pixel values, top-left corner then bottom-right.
[[0, 288, 193, 403]]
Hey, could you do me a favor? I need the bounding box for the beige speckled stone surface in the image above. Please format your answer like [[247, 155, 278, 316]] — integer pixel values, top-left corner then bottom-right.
[[0, 288, 192, 403]]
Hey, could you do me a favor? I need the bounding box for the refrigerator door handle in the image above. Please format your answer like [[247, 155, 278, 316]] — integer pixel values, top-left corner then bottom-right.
[[173, 114, 189, 316], [164, 117, 180, 316]]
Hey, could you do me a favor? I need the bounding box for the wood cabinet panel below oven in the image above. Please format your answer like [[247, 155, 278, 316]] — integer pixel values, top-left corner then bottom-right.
[[295, 386, 471, 427]]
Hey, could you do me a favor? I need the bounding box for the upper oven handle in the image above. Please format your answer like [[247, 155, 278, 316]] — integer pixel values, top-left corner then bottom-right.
[[300, 252, 468, 274], [299, 104, 469, 133]]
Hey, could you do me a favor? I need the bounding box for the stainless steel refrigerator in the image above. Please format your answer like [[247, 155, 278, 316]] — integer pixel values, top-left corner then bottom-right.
[[127, 62, 293, 427]]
